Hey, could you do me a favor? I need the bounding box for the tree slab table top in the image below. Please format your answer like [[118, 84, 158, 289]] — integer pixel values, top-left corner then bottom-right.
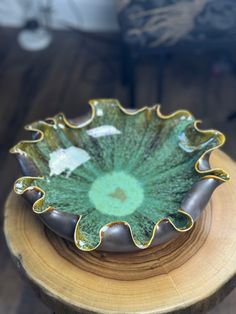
[[3, 150, 236, 314]]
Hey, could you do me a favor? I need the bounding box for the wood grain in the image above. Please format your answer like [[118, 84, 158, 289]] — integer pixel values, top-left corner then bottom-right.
[[3, 150, 236, 314]]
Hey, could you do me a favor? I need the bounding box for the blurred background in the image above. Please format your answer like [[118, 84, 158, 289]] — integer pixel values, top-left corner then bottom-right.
[[0, 0, 236, 313]]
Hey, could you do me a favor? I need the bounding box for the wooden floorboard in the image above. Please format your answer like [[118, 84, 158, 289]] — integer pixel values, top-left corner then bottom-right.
[[0, 27, 236, 313]]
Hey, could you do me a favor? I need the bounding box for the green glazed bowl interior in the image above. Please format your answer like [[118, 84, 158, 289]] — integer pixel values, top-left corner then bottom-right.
[[11, 99, 229, 251]]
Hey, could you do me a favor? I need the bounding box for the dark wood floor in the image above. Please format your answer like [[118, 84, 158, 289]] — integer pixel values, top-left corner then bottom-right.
[[0, 27, 236, 314]]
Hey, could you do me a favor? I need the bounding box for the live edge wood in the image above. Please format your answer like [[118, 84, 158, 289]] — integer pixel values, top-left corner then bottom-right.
[[3, 151, 236, 314]]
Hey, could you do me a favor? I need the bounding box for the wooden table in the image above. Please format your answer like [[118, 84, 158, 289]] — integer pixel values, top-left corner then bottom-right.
[[4, 151, 236, 314]]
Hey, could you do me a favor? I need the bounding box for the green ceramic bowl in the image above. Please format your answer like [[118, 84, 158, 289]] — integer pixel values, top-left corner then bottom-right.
[[11, 99, 229, 252]]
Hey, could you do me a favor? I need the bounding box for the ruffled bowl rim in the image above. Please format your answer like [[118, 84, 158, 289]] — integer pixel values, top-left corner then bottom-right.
[[10, 99, 230, 251]]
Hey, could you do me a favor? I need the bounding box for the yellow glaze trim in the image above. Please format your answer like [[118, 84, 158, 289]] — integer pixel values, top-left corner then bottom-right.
[[74, 209, 194, 251], [11, 99, 229, 251]]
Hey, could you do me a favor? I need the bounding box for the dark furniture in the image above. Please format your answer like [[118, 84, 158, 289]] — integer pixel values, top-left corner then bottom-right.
[[117, 0, 236, 106]]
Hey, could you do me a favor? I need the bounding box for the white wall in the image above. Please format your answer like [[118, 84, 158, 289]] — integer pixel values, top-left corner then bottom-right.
[[0, 0, 120, 32]]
